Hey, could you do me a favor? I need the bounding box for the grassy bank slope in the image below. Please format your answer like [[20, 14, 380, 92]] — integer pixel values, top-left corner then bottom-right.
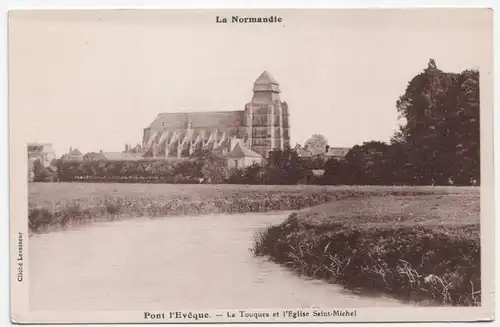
[[252, 191, 480, 306], [28, 183, 470, 233]]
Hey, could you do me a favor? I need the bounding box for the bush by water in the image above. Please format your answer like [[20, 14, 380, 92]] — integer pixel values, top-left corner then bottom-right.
[[251, 191, 480, 306]]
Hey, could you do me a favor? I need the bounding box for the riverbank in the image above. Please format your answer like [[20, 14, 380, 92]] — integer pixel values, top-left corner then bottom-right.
[[28, 183, 471, 233], [27, 183, 342, 232], [252, 191, 480, 306]]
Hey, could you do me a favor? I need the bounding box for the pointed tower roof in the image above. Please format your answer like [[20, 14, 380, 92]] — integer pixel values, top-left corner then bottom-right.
[[253, 71, 280, 93], [226, 143, 262, 158], [254, 71, 279, 85]]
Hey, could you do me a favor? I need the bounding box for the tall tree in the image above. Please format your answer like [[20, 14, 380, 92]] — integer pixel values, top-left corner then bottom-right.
[[393, 59, 480, 185], [450, 69, 480, 185]]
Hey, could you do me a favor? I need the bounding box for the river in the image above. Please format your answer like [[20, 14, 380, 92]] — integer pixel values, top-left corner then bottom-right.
[[29, 212, 407, 311]]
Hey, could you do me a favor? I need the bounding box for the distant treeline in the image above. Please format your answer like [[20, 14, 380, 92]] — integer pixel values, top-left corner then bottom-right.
[[32, 59, 479, 186], [46, 156, 226, 184]]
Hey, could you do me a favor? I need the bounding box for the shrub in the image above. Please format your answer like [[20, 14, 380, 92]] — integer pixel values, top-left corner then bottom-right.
[[253, 215, 481, 306], [28, 207, 53, 231]]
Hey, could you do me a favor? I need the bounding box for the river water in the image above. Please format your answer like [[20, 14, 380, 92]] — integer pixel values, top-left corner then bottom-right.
[[29, 212, 407, 311]]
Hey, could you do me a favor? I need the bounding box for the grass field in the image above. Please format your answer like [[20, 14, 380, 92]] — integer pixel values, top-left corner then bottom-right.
[[29, 183, 475, 206], [28, 183, 478, 232], [28, 182, 480, 306]]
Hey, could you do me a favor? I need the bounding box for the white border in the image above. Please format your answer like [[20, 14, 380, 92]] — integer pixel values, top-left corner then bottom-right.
[[2, 1, 498, 326]]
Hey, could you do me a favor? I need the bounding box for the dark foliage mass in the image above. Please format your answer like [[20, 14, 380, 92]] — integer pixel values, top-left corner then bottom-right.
[[252, 213, 480, 306], [388, 59, 480, 186], [34, 60, 479, 186], [48, 150, 228, 184]]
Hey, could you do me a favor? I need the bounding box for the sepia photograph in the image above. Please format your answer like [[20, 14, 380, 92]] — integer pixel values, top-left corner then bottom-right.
[[9, 8, 494, 323]]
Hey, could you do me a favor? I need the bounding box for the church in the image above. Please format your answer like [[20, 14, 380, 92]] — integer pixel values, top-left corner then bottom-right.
[[142, 71, 291, 162]]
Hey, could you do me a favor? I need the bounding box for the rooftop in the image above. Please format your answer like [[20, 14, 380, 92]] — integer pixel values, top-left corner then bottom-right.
[[254, 71, 279, 85], [28, 143, 55, 152], [101, 152, 142, 161], [325, 147, 351, 157], [69, 148, 83, 156], [295, 146, 351, 158], [225, 143, 262, 159], [148, 111, 245, 130]]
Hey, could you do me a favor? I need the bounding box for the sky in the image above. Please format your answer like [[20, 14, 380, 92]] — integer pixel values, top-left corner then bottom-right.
[[9, 9, 492, 157]]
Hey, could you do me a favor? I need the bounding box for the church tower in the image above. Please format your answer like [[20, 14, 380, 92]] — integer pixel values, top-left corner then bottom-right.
[[244, 71, 290, 158]]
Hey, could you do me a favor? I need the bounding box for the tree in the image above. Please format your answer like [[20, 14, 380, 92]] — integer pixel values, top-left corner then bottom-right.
[[385, 142, 412, 185], [322, 158, 345, 185], [450, 69, 480, 185], [390, 125, 410, 145], [304, 134, 328, 156], [341, 145, 365, 184], [393, 59, 480, 185], [265, 149, 306, 184], [195, 150, 227, 184], [341, 141, 391, 185], [33, 159, 49, 182], [227, 163, 264, 184]]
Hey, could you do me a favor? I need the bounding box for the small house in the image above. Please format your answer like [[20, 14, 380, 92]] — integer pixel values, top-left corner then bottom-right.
[[324, 147, 351, 161], [225, 142, 262, 169], [84, 151, 142, 161], [61, 147, 84, 161]]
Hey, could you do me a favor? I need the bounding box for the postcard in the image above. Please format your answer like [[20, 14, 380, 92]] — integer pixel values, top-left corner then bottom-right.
[[9, 8, 494, 324]]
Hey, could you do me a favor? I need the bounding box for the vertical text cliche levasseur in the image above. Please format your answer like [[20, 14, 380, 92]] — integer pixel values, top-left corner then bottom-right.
[[16, 232, 24, 282]]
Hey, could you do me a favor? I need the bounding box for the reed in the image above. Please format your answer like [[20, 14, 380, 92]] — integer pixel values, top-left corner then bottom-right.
[[251, 191, 480, 306], [28, 183, 357, 232]]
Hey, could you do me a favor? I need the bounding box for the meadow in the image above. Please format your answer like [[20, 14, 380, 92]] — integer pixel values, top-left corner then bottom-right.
[[28, 182, 480, 306], [28, 183, 470, 232]]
